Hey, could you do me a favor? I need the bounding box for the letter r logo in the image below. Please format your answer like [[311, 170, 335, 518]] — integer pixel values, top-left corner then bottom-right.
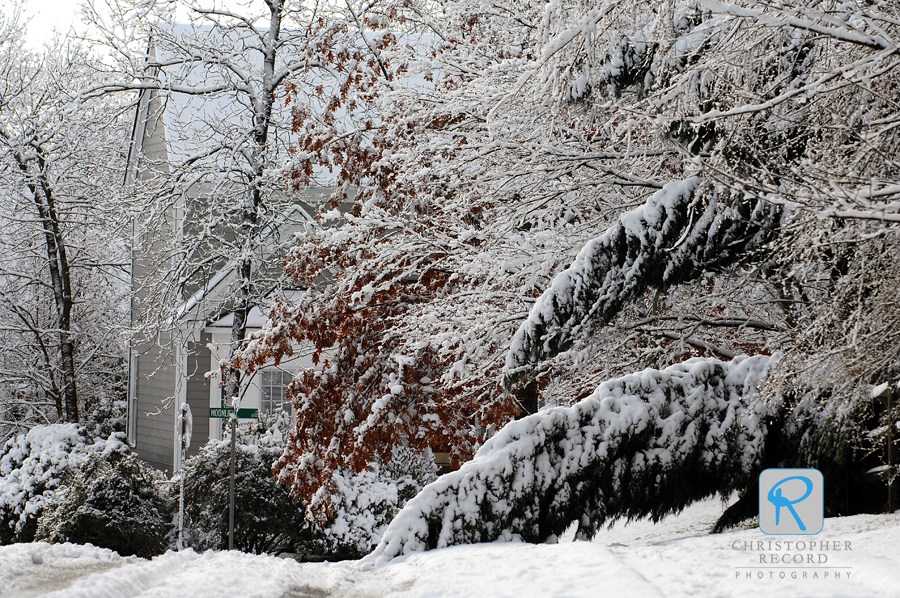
[[759, 468, 824, 535]]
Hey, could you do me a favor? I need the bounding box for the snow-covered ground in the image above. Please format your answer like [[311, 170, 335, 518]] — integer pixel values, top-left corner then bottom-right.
[[1, 498, 898, 598]]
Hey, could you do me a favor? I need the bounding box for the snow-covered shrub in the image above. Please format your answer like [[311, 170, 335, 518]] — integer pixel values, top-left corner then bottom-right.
[[86, 399, 128, 440], [0, 424, 127, 544], [368, 355, 783, 563], [312, 446, 437, 557], [180, 412, 311, 555], [35, 449, 172, 558]]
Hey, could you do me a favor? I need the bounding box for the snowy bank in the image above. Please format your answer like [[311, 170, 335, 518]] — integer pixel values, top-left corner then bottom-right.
[[0, 542, 129, 596], [2, 502, 899, 598]]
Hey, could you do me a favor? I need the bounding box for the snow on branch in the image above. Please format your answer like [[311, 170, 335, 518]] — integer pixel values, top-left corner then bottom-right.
[[698, 0, 896, 51], [366, 355, 779, 564], [503, 178, 781, 387]]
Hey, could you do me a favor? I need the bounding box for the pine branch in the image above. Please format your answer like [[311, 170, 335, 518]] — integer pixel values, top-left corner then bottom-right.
[[368, 355, 783, 561], [504, 178, 781, 389]]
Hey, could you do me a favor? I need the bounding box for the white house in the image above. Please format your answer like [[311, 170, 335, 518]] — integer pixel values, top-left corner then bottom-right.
[[124, 25, 435, 473], [123, 28, 334, 473]]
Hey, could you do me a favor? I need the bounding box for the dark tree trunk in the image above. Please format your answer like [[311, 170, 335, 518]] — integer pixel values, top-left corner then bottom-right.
[[12, 146, 79, 422], [224, 1, 282, 406], [516, 380, 539, 418]]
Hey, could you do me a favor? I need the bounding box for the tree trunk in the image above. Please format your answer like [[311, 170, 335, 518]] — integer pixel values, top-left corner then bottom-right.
[[224, 1, 282, 406], [32, 151, 79, 422], [516, 380, 539, 418]]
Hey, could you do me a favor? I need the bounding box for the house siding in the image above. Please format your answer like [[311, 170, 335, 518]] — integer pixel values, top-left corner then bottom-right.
[[133, 339, 176, 473], [127, 73, 338, 471], [186, 332, 212, 459], [139, 89, 170, 172], [130, 85, 177, 473]]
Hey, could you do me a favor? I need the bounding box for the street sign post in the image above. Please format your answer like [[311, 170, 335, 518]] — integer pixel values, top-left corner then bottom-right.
[[177, 403, 192, 551], [229, 414, 235, 551], [210, 405, 259, 550]]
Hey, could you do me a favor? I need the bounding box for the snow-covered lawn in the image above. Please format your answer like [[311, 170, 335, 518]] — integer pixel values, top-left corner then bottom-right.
[[1, 499, 898, 598]]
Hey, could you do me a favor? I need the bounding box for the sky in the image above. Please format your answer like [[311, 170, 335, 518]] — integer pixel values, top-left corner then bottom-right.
[[17, 1, 251, 49], [20, 0, 85, 47]]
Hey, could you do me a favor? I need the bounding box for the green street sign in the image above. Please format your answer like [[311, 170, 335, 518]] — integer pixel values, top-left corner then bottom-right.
[[209, 408, 259, 419]]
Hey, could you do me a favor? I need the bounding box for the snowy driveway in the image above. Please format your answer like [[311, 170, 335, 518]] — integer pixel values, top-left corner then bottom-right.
[[0, 543, 129, 598], [0, 542, 658, 598], [2, 500, 898, 598]]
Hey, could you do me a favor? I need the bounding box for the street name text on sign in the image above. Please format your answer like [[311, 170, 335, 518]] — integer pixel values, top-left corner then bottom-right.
[[209, 407, 259, 419]]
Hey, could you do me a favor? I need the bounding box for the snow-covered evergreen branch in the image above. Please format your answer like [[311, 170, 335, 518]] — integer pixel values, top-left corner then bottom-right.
[[368, 355, 781, 563], [504, 180, 781, 387]]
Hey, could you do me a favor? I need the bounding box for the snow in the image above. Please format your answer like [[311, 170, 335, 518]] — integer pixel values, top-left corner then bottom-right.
[[595, 501, 900, 598], [2, 501, 899, 597], [38, 550, 331, 598], [871, 382, 889, 398], [0, 542, 129, 597], [372, 541, 664, 598], [178, 404, 192, 452]]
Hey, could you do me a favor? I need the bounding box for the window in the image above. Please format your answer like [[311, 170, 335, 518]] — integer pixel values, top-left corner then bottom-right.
[[260, 370, 293, 415]]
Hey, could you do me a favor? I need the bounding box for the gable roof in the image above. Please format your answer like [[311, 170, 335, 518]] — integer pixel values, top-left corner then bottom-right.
[[174, 188, 331, 324]]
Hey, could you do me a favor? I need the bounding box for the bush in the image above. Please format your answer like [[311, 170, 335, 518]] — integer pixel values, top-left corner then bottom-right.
[[179, 412, 312, 555], [181, 414, 437, 557], [0, 424, 127, 544], [86, 399, 128, 440], [311, 446, 438, 558], [35, 449, 172, 558]]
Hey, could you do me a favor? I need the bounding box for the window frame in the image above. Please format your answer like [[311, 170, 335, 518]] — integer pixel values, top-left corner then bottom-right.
[[259, 368, 293, 415]]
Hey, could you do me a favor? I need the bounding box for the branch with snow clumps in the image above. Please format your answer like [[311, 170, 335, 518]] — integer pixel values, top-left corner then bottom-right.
[[366, 354, 779, 565], [503, 178, 781, 388]]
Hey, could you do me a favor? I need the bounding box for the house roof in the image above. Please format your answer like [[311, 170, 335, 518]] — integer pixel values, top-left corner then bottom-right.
[[173, 196, 327, 323], [205, 289, 306, 329]]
